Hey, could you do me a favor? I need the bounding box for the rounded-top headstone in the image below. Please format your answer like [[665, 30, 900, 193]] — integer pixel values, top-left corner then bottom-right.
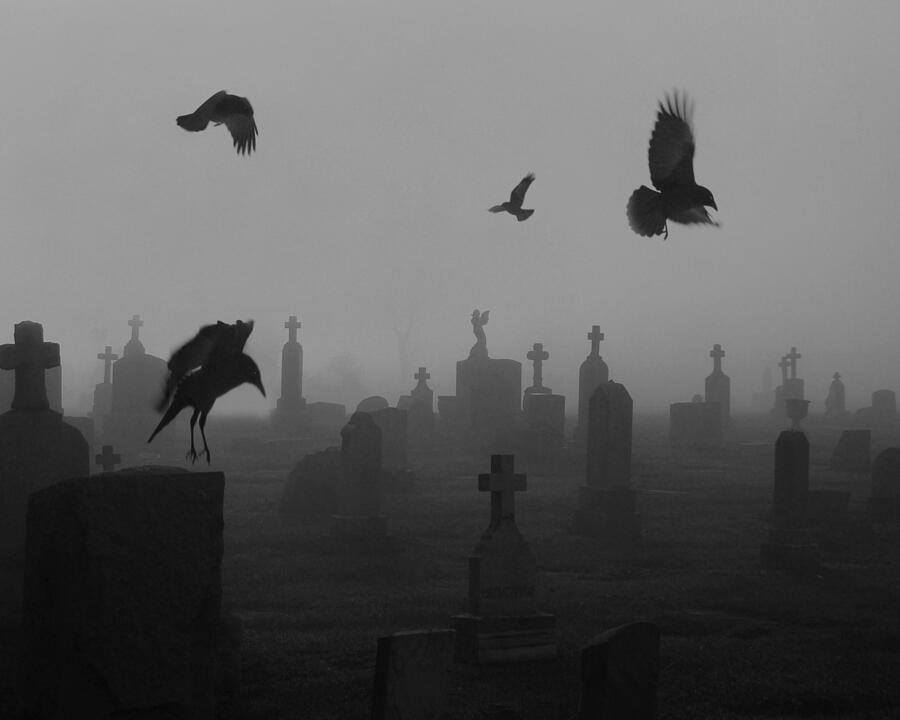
[[357, 395, 390, 413], [871, 448, 900, 498]]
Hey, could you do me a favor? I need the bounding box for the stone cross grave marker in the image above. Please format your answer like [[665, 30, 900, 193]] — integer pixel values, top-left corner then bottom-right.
[[95, 445, 121, 473], [285, 314, 301, 344], [526, 343, 549, 391], [98, 346, 118, 385], [787, 346, 801, 379], [414, 366, 430, 387], [0, 321, 60, 410], [276, 314, 305, 414], [479, 453, 527, 531], [710, 344, 724, 373], [588, 325, 604, 356]]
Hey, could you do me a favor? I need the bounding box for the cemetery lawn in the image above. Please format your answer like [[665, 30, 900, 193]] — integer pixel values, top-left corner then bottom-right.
[[2, 415, 899, 718]]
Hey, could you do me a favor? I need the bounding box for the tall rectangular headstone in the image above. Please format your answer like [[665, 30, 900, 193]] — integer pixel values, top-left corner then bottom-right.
[[332, 411, 386, 538], [575, 325, 609, 446], [704, 344, 730, 424]]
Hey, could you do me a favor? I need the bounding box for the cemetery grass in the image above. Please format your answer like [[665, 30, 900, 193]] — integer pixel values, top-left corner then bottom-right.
[[2, 416, 899, 718]]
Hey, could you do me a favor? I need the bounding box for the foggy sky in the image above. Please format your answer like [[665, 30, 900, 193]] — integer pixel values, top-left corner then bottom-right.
[[2, 1, 898, 415]]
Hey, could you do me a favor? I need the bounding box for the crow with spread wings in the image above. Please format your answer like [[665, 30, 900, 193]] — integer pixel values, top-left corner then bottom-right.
[[149, 320, 265, 464], [627, 92, 718, 239], [489, 173, 535, 222], [177, 91, 259, 155]]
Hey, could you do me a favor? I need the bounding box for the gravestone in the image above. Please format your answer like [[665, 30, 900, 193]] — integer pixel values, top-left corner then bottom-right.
[[575, 325, 609, 446], [453, 455, 556, 663], [408, 366, 436, 447], [704, 344, 730, 424], [372, 407, 408, 473], [0, 321, 89, 560], [91, 345, 117, 436], [824, 372, 847, 419], [760, 431, 819, 573], [522, 342, 551, 411], [95, 445, 122, 473], [523, 393, 566, 470], [871, 390, 897, 424], [332, 412, 386, 538], [21, 468, 224, 720], [575, 383, 640, 544], [0, 360, 62, 414], [782, 347, 804, 403], [869, 448, 900, 522], [829, 429, 870, 472], [272, 315, 306, 430], [772, 355, 789, 415], [358, 395, 390, 413], [578, 622, 660, 720], [669, 402, 722, 449], [104, 314, 168, 451], [371, 629, 456, 720], [279, 447, 340, 520]]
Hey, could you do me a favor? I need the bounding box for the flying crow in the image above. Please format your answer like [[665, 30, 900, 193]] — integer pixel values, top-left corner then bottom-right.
[[149, 320, 265, 464], [627, 92, 718, 239], [177, 90, 259, 155], [489, 173, 535, 221]]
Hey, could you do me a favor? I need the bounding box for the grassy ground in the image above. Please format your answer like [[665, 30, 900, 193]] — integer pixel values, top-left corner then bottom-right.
[[2, 414, 899, 718]]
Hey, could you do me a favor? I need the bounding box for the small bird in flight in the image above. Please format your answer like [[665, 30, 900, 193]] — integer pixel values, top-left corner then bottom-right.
[[149, 320, 265, 464], [489, 173, 535, 221], [627, 91, 718, 239], [176, 90, 258, 155]]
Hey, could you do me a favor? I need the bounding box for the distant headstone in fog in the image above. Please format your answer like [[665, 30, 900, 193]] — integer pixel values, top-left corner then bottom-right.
[[452, 455, 556, 663], [91, 345, 117, 434], [371, 629, 456, 720], [869, 448, 900, 522], [332, 412, 385, 538], [782, 347, 804, 403], [95, 445, 122, 473], [280, 447, 340, 520], [523, 342, 551, 410], [829, 429, 870, 472], [760, 431, 819, 573], [357, 395, 390, 413], [704, 344, 730, 424], [408, 366, 435, 447], [575, 325, 609, 446], [0, 321, 88, 560], [824, 372, 847, 418], [272, 315, 306, 430], [371, 407, 408, 473]]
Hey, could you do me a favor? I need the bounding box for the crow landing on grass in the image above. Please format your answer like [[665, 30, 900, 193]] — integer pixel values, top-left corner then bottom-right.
[[176, 90, 259, 155], [627, 91, 719, 239], [149, 320, 265, 464], [489, 173, 536, 221]]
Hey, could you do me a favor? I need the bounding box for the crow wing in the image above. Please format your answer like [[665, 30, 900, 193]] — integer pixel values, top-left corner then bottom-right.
[[648, 92, 696, 190], [669, 206, 720, 226], [212, 94, 258, 155], [509, 173, 535, 208], [191, 90, 229, 123]]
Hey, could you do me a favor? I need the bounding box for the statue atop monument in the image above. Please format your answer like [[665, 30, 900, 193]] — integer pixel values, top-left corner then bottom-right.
[[469, 309, 489, 360]]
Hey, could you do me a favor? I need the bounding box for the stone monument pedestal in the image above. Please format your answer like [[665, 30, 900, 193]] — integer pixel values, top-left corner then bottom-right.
[[456, 357, 522, 437]]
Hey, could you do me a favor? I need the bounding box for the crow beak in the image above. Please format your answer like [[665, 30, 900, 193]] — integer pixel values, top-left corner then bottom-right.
[[710, 199, 718, 211], [255, 380, 266, 397]]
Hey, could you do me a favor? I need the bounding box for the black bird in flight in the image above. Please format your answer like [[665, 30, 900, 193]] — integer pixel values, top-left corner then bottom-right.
[[149, 320, 265, 464], [489, 173, 535, 221], [627, 92, 718, 239], [177, 90, 259, 155]]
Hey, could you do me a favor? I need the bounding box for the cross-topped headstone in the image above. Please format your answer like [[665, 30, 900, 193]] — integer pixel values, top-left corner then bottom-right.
[[778, 356, 789, 383], [414, 366, 430, 388], [527, 343, 549, 389], [123, 314, 146, 357], [0, 321, 60, 410], [95, 445, 121, 473], [709, 344, 725, 374], [97, 346, 118, 384], [128, 315, 143, 342], [588, 325, 604, 357], [478, 454, 527, 526], [787, 346, 802, 379], [833, 372, 841, 381], [284, 315, 301, 344]]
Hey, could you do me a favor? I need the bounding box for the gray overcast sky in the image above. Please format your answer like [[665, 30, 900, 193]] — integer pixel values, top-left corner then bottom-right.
[[1, 1, 898, 414]]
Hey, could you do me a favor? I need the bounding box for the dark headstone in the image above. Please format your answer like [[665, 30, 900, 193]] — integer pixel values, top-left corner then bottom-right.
[[522, 393, 565, 469], [578, 622, 660, 720], [371, 629, 456, 720], [871, 389, 897, 425], [408, 367, 435, 447], [523, 342, 551, 410], [358, 395, 390, 413], [575, 325, 609, 446], [21, 469, 224, 720], [91, 346, 118, 435], [829, 429, 870, 472], [0, 321, 89, 560], [456, 357, 522, 438], [371, 407, 408, 472], [824, 372, 846, 418], [280, 447, 340, 520], [95, 444, 122, 473], [332, 412, 385, 537], [869, 448, 900, 522], [704, 344, 730, 424], [669, 402, 722, 449], [273, 315, 306, 431], [760, 431, 819, 573], [452, 455, 556, 663]]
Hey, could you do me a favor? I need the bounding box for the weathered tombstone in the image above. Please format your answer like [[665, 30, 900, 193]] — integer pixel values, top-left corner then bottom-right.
[[453, 455, 556, 663], [104, 314, 168, 451], [871, 389, 897, 424], [782, 347, 804, 402], [0, 358, 62, 414], [760, 431, 819, 573], [21, 468, 224, 720], [575, 325, 609, 446], [272, 315, 306, 431], [668, 402, 721, 450], [91, 345, 117, 435], [523, 342, 551, 411], [372, 407, 408, 473], [869, 448, 900, 522], [371, 629, 456, 720], [332, 411, 386, 538], [829, 429, 870, 472], [578, 622, 660, 720], [772, 355, 789, 415], [408, 366, 436, 447], [279, 447, 340, 520], [574, 383, 641, 544], [95, 444, 122, 473], [358, 395, 390, 413], [704, 344, 730, 424], [824, 372, 846, 419], [0, 321, 89, 560]]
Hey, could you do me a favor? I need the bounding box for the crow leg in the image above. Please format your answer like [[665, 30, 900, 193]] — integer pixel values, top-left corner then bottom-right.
[[186, 408, 200, 463], [663, 221, 669, 240], [199, 411, 211, 464]]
